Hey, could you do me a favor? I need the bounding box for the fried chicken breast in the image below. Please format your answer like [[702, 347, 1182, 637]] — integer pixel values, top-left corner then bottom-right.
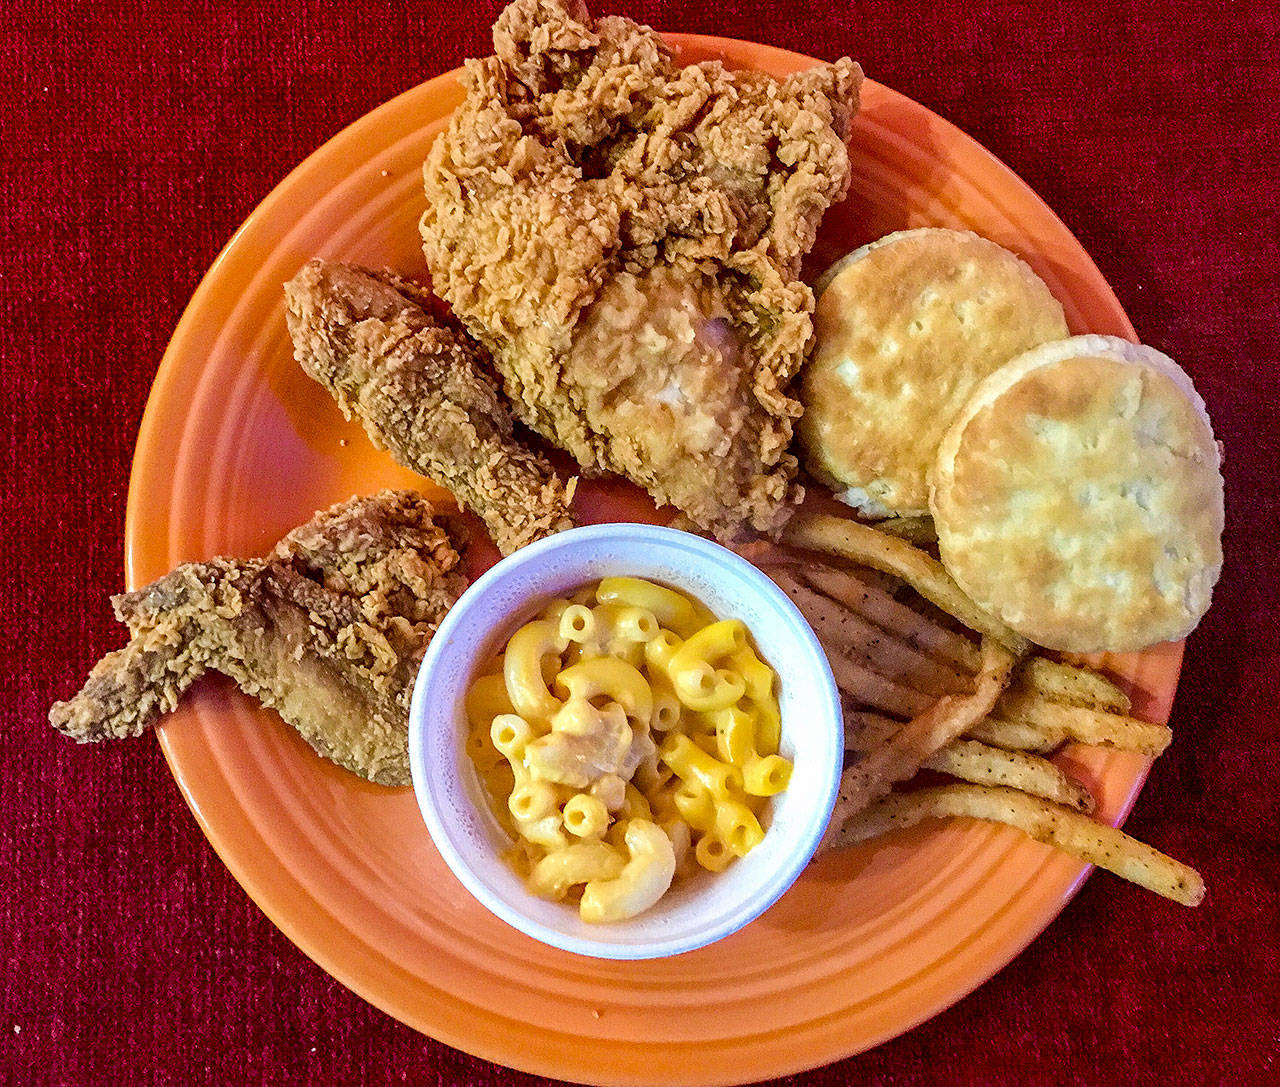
[[285, 259, 576, 555], [421, 0, 861, 538], [49, 491, 467, 786]]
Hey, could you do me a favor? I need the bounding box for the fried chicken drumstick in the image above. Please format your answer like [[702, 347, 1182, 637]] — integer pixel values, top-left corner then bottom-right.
[[49, 491, 467, 785], [422, 0, 861, 539], [285, 259, 576, 556]]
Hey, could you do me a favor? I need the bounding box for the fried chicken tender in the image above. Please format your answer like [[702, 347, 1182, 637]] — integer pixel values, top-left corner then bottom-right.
[[49, 491, 467, 786], [285, 259, 575, 555], [421, 0, 861, 538]]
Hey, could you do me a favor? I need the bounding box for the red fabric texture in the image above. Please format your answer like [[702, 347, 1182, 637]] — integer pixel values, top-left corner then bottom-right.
[[6, 1, 1279, 1083]]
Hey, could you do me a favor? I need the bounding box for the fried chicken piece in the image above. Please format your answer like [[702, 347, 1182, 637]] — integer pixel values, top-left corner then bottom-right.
[[49, 491, 467, 786], [421, 0, 861, 539], [284, 259, 576, 556]]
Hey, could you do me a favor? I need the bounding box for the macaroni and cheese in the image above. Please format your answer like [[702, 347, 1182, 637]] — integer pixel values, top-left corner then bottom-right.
[[465, 577, 792, 922]]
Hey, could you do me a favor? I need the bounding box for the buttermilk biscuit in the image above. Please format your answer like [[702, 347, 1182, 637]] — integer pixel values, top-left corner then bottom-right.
[[931, 335, 1224, 653], [798, 228, 1069, 516]]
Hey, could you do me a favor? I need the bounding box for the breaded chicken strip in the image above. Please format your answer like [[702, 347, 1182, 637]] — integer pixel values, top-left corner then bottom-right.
[[422, 0, 860, 538], [49, 491, 467, 786], [285, 259, 575, 556]]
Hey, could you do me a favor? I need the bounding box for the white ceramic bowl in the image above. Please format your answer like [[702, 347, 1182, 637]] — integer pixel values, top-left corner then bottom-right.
[[408, 523, 841, 960]]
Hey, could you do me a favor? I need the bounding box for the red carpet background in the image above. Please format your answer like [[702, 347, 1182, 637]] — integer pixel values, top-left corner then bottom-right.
[[4, 1, 1278, 1083]]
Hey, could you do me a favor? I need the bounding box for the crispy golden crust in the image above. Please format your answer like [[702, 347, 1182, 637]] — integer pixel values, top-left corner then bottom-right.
[[799, 229, 1068, 516], [421, 0, 860, 538], [49, 491, 468, 786], [931, 336, 1224, 652], [285, 260, 575, 555]]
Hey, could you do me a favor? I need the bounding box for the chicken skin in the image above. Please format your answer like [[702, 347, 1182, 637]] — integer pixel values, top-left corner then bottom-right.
[[49, 491, 467, 786], [421, 0, 861, 538], [285, 259, 575, 555]]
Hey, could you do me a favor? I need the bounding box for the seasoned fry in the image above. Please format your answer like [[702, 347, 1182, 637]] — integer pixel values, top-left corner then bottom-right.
[[824, 643, 933, 718], [820, 637, 1016, 848], [923, 740, 1094, 813], [784, 514, 1030, 655], [996, 688, 1172, 756], [964, 716, 1065, 753], [965, 690, 1164, 756], [842, 709, 901, 755], [769, 570, 970, 695], [831, 784, 1204, 906], [872, 514, 937, 546], [799, 563, 981, 672], [847, 714, 1093, 812], [1015, 657, 1131, 714]]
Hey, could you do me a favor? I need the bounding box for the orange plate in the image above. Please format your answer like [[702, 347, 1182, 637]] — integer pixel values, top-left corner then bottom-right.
[[128, 35, 1183, 1086]]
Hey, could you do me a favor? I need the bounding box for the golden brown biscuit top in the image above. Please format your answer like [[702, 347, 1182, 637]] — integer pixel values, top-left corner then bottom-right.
[[932, 341, 1223, 653], [798, 228, 1068, 515]]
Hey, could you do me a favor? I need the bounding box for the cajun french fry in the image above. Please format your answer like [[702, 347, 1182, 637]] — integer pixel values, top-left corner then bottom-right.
[[800, 564, 982, 672], [769, 570, 970, 696], [843, 709, 901, 755], [996, 688, 1171, 756], [820, 637, 1015, 848], [831, 784, 1204, 907], [964, 716, 1065, 753], [848, 714, 1093, 812], [1015, 657, 1131, 714], [753, 517, 1194, 908], [923, 739, 1094, 813], [823, 641, 933, 718], [784, 514, 1030, 656], [871, 514, 937, 546]]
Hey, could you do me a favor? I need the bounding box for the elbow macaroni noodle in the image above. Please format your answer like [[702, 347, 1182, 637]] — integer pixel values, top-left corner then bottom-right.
[[465, 578, 792, 922]]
